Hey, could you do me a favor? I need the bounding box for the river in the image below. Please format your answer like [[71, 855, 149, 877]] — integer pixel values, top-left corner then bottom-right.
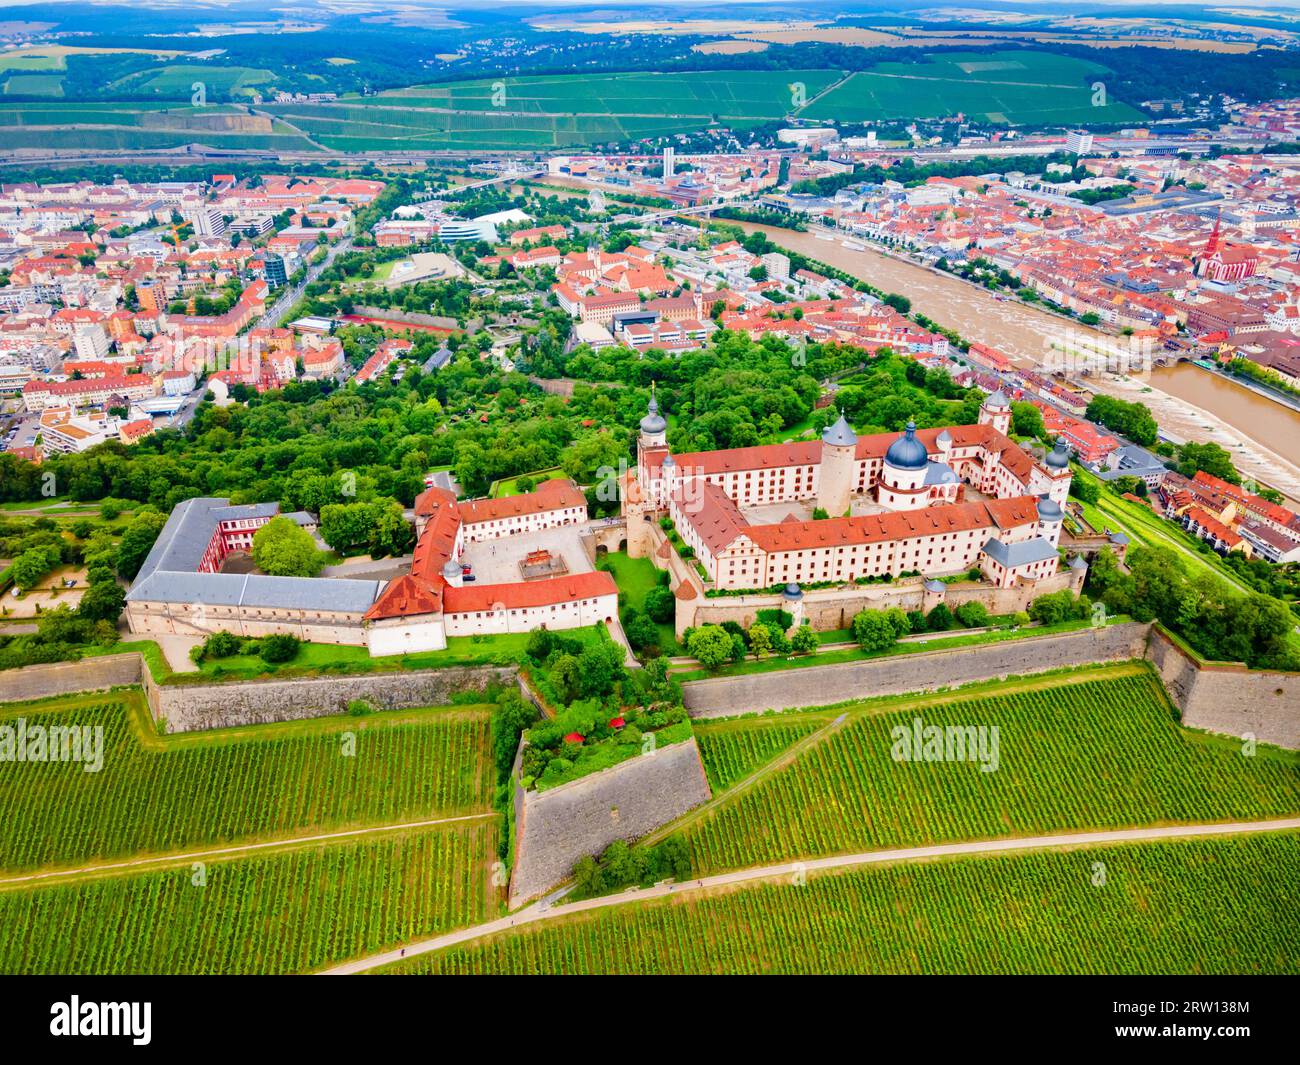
[[730, 220, 1300, 502]]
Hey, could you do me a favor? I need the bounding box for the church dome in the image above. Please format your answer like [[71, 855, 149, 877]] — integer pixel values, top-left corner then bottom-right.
[[884, 421, 928, 471], [1046, 437, 1072, 470]]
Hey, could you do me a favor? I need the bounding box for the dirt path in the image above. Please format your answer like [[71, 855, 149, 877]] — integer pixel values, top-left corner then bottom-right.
[[319, 816, 1300, 975]]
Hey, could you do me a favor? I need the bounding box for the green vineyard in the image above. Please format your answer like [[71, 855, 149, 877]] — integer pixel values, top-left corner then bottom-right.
[[0, 822, 497, 975], [0, 693, 494, 872], [694, 717, 823, 792], [684, 670, 1300, 873], [386, 833, 1299, 975]]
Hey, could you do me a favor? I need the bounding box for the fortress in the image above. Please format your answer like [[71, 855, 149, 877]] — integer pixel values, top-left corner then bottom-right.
[[625, 389, 1081, 596], [125, 477, 618, 655]]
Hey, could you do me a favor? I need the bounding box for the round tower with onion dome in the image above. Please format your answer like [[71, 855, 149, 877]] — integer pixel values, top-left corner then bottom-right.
[[978, 388, 1012, 435], [817, 413, 857, 517]]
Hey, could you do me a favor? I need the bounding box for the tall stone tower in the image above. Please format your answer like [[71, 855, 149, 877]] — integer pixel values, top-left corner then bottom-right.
[[637, 383, 668, 467], [817, 414, 857, 517], [979, 388, 1012, 435]]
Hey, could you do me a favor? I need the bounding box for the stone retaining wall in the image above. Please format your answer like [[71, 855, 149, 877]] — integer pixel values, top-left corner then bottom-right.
[[681, 622, 1152, 718], [509, 738, 712, 907], [1146, 626, 1300, 750], [0, 655, 143, 704], [151, 665, 518, 732]]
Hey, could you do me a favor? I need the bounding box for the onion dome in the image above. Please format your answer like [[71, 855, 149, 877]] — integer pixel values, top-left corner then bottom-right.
[[1046, 437, 1072, 470], [1036, 494, 1064, 522], [821, 413, 857, 447], [781, 582, 803, 601], [884, 421, 929, 470], [640, 395, 666, 435]]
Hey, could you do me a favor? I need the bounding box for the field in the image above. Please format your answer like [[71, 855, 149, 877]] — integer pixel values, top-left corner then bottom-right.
[[385, 832, 1299, 974], [0, 102, 319, 151], [0, 51, 1147, 151], [0, 691, 494, 872], [685, 667, 1300, 873], [801, 51, 1145, 125], [694, 715, 822, 791], [0, 821, 496, 974]]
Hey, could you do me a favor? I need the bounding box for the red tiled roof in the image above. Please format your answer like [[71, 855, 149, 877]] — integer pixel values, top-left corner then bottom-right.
[[364, 574, 443, 621], [444, 570, 616, 614], [458, 478, 585, 526]]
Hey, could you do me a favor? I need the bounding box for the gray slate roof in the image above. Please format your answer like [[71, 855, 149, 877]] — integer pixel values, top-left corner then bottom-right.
[[821, 413, 858, 447], [980, 535, 1060, 569], [127, 496, 379, 614]]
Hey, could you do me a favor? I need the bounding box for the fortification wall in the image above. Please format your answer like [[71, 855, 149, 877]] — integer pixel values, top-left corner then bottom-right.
[[150, 665, 518, 732], [0, 655, 143, 704], [676, 571, 1080, 636], [1146, 626, 1300, 750], [681, 622, 1152, 718], [509, 738, 712, 907]]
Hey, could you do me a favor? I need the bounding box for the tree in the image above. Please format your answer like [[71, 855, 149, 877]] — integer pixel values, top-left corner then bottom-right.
[[572, 855, 604, 897], [643, 585, 676, 624], [77, 580, 125, 623], [623, 611, 660, 653], [954, 601, 989, 628], [1010, 401, 1044, 440], [10, 546, 58, 591], [687, 624, 734, 672], [1176, 441, 1239, 484], [252, 517, 324, 577], [926, 603, 957, 631], [791, 625, 819, 654], [259, 633, 300, 663], [852, 609, 898, 652], [550, 654, 582, 703], [115, 509, 167, 581], [747, 623, 773, 659]]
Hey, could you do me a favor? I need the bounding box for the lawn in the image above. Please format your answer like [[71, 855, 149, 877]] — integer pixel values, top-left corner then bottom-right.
[[98, 627, 591, 685], [386, 832, 1299, 975], [669, 617, 1104, 681], [0, 689, 496, 872], [682, 666, 1300, 875], [488, 467, 566, 497], [601, 550, 681, 655]]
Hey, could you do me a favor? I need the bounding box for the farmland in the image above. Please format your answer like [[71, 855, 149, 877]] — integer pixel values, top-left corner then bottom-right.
[[801, 50, 1145, 125], [0, 51, 1146, 151], [695, 715, 822, 791], [0, 821, 496, 975], [0, 691, 494, 872], [384, 832, 1299, 974], [683, 667, 1300, 874]]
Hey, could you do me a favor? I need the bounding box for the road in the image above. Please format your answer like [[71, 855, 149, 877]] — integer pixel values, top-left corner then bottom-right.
[[318, 815, 1300, 974], [250, 230, 355, 333]]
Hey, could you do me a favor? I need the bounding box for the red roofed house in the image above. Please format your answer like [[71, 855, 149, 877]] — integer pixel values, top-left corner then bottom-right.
[[363, 478, 617, 655]]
